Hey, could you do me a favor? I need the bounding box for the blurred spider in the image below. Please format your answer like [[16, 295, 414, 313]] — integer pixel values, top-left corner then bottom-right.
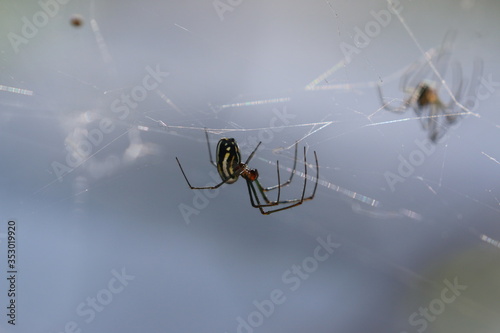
[[175, 130, 319, 215], [377, 32, 483, 142]]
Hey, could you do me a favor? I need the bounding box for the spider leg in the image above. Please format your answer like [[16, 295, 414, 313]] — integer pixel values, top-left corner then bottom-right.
[[377, 83, 410, 113], [425, 104, 450, 143], [451, 61, 464, 102], [250, 163, 282, 205], [244, 141, 263, 164], [467, 58, 484, 99], [440, 61, 464, 124], [448, 59, 483, 115], [261, 141, 298, 192], [422, 61, 467, 142], [251, 145, 302, 205], [249, 148, 319, 215], [308, 150, 320, 200], [299, 146, 308, 202], [266, 149, 320, 205], [205, 128, 216, 167], [416, 103, 432, 131], [176, 157, 230, 189], [246, 180, 274, 215], [427, 105, 441, 142], [246, 160, 283, 207]]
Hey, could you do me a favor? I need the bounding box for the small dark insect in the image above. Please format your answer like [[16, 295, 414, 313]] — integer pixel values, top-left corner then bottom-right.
[[176, 130, 319, 215], [70, 15, 84, 27], [377, 32, 483, 143]]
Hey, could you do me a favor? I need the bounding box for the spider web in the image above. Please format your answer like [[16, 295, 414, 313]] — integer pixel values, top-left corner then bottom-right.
[[0, 0, 499, 332]]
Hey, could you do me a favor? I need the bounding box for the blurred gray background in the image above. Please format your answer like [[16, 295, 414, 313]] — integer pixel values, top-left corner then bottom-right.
[[0, 0, 499, 332]]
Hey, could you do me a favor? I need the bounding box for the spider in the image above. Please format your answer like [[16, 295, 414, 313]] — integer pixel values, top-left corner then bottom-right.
[[377, 32, 483, 143], [175, 130, 319, 215]]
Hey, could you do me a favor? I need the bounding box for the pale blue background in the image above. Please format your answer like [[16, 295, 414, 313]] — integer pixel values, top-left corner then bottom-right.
[[0, 0, 499, 332]]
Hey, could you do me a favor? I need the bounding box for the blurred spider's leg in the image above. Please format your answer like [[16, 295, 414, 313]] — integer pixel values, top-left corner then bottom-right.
[[427, 104, 443, 143], [470, 58, 484, 94], [399, 61, 417, 91], [441, 60, 464, 123], [376, 84, 408, 113], [376, 83, 388, 109], [417, 104, 432, 131], [462, 58, 485, 114], [433, 32, 455, 81], [402, 58, 433, 91], [429, 131, 439, 143], [450, 61, 464, 106], [444, 104, 459, 124], [440, 30, 457, 51]]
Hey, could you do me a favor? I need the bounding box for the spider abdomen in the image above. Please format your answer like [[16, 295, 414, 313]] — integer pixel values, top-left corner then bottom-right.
[[216, 138, 241, 183]]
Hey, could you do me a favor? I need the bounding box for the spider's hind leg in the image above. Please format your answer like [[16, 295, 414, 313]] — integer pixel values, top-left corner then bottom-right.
[[262, 142, 298, 192]]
